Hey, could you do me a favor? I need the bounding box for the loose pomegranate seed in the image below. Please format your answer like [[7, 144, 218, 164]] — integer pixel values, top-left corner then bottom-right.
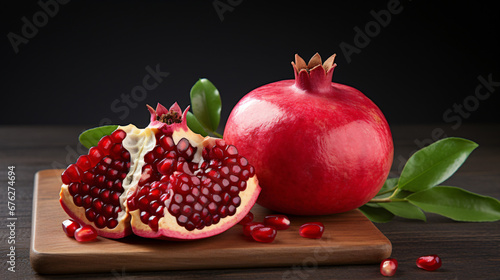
[[380, 258, 398, 277], [264, 214, 290, 230], [242, 222, 265, 237], [74, 225, 98, 242], [62, 219, 81, 237], [299, 222, 324, 239], [127, 134, 257, 232], [251, 226, 277, 243], [238, 211, 253, 226], [416, 255, 442, 271]]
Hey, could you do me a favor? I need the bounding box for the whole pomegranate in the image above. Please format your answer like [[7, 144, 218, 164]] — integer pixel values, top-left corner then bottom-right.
[[224, 53, 393, 215], [60, 103, 260, 239]]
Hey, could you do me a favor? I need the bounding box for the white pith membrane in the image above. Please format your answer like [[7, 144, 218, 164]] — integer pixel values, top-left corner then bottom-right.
[[126, 126, 260, 239]]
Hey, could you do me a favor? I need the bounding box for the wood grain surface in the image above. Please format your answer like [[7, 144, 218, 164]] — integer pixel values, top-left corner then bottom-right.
[[30, 170, 391, 274], [1, 124, 499, 279]]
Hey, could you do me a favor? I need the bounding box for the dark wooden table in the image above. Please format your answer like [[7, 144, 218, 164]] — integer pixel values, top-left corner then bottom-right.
[[1, 124, 499, 279]]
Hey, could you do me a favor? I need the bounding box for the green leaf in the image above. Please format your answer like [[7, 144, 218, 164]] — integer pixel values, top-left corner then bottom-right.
[[189, 78, 221, 133], [186, 111, 208, 137], [378, 201, 426, 221], [79, 125, 119, 149], [407, 186, 500, 222], [398, 137, 478, 192], [358, 205, 394, 223]]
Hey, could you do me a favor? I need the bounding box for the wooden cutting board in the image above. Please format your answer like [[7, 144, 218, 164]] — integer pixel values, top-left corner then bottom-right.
[[30, 169, 391, 274]]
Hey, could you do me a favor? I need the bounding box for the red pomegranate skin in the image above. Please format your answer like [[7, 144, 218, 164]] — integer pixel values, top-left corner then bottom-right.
[[224, 54, 393, 215]]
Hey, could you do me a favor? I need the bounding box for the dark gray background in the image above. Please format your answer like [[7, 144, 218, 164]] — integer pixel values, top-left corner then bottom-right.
[[2, 0, 499, 129]]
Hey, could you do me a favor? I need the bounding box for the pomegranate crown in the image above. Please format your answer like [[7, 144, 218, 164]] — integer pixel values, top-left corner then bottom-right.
[[147, 102, 189, 132], [291, 53, 337, 93]]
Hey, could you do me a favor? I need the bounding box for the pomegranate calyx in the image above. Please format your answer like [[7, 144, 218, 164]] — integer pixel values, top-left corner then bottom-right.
[[292, 53, 337, 93], [147, 102, 190, 133]]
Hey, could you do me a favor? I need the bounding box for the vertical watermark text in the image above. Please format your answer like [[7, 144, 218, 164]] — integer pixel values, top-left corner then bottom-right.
[[6, 166, 17, 273]]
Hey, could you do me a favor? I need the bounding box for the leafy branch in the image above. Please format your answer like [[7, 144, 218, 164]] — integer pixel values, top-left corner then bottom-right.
[[360, 138, 500, 223]]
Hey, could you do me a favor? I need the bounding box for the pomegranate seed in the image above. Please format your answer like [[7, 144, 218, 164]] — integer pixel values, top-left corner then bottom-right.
[[416, 255, 442, 271], [73, 195, 83, 206], [299, 222, 324, 239], [239, 157, 248, 167], [88, 147, 104, 165], [140, 211, 151, 224], [92, 199, 104, 212], [85, 208, 97, 222], [103, 204, 114, 217], [98, 136, 113, 153], [251, 226, 277, 243], [144, 152, 155, 164], [215, 139, 226, 147], [228, 205, 236, 215], [154, 146, 165, 157], [95, 215, 107, 229], [225, 145, 238, 157], [232, 196, 241, 207], [80, 184, 90, 195], [62, 219, 80, 237], [99, 189, 111, 203], [74, 225, 98, 242], [83, 195, 93, 208], [149, 216, 159, 231], [158, 158, 175, 175], [107, 218, 118, 229], [68, 182, 79, 196], [76, 155, 92, 172], [212, 147, 224, 159], [243, 222, 265, 237], [160, 135, 175, 150], [61, 164, 81, 184], [121, 151, 130, 161], [264, 214, 290, 230], [110, 129, 126, 143], [110, 144, 123, 158], [380, 258, 398, 277], [176, 138, 190, 153]]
